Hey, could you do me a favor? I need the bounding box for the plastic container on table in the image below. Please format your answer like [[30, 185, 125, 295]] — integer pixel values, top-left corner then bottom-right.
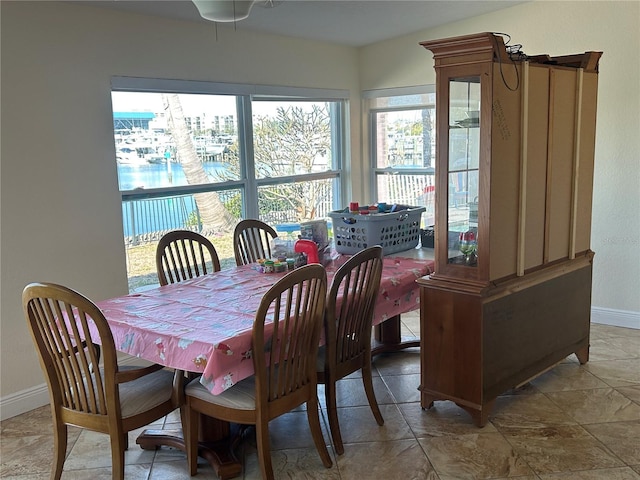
[[328, 205, 426, 255]]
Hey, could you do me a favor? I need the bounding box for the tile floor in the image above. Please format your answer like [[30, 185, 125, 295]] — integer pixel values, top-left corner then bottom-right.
[[2, 312, 640, 479]]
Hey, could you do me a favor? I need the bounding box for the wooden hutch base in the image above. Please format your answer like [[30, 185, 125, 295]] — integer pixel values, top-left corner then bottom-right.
[[418, 251, 593, 427]]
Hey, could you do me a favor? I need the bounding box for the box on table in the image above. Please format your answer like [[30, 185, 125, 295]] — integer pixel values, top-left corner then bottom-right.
[[329, 205, 426, 255]]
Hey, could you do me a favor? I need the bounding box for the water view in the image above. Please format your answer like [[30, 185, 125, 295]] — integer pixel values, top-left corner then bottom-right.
[[118, 162, 236, 239], [117, 162, 230, 191]]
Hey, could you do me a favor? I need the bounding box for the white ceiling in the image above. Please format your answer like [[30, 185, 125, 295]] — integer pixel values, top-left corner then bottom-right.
[[82, 0, 528, 47]]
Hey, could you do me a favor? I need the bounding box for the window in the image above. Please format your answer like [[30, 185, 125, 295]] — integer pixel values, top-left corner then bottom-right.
[[111, 77, 347, 291], [366, 86, 436, 227]]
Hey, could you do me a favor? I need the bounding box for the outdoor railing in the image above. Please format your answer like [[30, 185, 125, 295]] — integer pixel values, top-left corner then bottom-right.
[[123, 195, 332, 246], [122, 176, 431, 246]]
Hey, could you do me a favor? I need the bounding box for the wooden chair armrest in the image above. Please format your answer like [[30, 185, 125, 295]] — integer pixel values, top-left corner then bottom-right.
[[115, 363, 164, 383]]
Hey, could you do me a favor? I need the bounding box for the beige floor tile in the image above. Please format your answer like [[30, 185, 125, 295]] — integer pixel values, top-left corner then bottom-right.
[[0, 434, 57, 477], [0, 474, 49, 480], [501, 424, 624, 475], [584, 420, 640, 465], [374, 349, 421, 375], [320, 375, 395, 408], [545, 388, 640, 424], [3, 323, 639, 480], [149, 458, 213, 479], [491, 393, 578, 428], [487, 477, 539, 480], [151, 445, 189, 463], [399, 401, 498, 437], [589, 336, 640, 361], [401, 313, 421, 337], [381, 373, 421, 403], [63, 429, 156, 471], [63, 464, 152, 479], [500, 382, 541, 396], [242, 446, 340, 480], [162, 408, 183, 425], [591, 324, 640, 340], [337, 439, 438, 480], [419, 432, 534, 479], [618, 385, 640, 404], [584, 359, 640, 387], [538, 467, 640, 479], [46, 468, 118, 479], [530, 363, 611, 392], [331, 404, 413, 445], [258, 410, 332, 451], [0, 405, 54, 437]]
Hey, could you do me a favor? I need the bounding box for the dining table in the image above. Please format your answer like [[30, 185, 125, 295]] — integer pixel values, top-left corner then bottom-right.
[[97, 247, 434, 479]]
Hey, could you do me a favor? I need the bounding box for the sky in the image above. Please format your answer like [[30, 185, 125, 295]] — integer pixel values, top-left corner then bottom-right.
[[111, 92, 237, 116], [111, 91, 324, 119]]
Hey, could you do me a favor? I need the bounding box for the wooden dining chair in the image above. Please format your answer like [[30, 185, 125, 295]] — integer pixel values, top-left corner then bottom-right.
[[156, 229, 221, 285], [233, 219, 278, 266], [317, 245, 384, 455], [22, 282, 183, 480], [184, 264, 332, 480]]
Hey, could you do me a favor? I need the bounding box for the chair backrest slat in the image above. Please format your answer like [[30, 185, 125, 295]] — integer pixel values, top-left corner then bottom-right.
[[233, 219, 278, 266], [156, 230, 221, 285], [23, 283, 119, 417], [253, 264, 326, 404], [326, 246, 384, 366]]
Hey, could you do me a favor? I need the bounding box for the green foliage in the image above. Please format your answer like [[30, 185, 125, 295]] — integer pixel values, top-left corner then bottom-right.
[[184, 211, 201, 228], [223, 191, 243, 219], [207, 104, 334, 222]]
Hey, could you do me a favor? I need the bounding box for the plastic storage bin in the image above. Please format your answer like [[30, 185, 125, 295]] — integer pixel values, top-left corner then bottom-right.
[[329, 205, 426, 255]]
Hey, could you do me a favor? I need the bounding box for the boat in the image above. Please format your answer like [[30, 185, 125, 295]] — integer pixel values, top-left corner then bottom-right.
[[116, 146, 146, 165]]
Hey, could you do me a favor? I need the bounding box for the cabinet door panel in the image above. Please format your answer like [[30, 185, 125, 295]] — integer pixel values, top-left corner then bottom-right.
[[489, 63, 521, 280], [547, 68, 578, 262], [524, 66, 550, 270], [574, 73, 598, 255]]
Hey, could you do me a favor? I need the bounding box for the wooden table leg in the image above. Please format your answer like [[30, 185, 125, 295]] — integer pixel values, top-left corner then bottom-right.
[[136, 415, 243, 480], [372, 314, 419, 356]]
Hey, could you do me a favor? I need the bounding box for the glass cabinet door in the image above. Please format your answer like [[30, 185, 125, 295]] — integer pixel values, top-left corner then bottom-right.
[[447, 77, 480, 266]]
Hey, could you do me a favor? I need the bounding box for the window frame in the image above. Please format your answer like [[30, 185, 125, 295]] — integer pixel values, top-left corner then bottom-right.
[[112, 76, 348, 218], [364, 85, 436, 200]]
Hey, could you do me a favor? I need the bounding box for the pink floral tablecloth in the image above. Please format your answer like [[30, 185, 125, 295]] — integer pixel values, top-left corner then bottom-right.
[[97, 255, 433, 395]]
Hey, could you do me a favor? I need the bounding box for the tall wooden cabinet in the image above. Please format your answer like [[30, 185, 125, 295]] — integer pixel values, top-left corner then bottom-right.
[[417, 32, 601, 426]]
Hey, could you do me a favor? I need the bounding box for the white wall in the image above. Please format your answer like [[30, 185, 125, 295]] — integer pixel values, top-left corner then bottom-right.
[[0, 1, 360, 418], [359, 1, 640, 318]]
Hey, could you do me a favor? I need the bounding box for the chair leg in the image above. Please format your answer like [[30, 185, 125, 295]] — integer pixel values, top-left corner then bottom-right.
[[255, 417, 275, 480], [362, 361, 384, 426], [307, 396, 333, 468], [186, 403, 200, 476], [324, 378, 344, 455], [51, 417, 67, 480], [110, 428, 126, 480]]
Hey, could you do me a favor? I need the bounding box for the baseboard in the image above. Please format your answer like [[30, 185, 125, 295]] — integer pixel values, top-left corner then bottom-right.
[[591, 306, 640, 330], [0, 384, 50, 421], [2, 307, 638, 420]]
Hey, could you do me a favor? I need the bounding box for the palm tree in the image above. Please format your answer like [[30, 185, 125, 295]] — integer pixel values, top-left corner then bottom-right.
[[162, 94, 236, 234]]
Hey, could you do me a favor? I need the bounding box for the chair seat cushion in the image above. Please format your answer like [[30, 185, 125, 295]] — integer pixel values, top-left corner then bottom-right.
[[118, 367, 175, 418], [186, 375, 256, 411]]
